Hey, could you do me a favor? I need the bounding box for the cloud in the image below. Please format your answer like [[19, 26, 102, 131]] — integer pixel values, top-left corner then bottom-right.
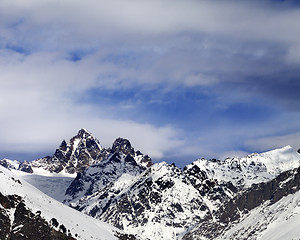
[[1, 1, 300, 44], [0, 50, 185, 159], [0, 112, 183, 160], [1, 0, 300, 164], [285, 45, 300, 64], [246, 132, 300, 152], [0, 1, 299, 89]]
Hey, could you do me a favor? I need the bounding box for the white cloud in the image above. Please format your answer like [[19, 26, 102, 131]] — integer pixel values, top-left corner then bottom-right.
[[0, 111, 183, 160], [246, 132, 300, 152], [0, 50, 184, 159], [285, 45, 300, 65], [1, 0, 300, 163], [183, 73, 219, 87], [1, 0, 300, 45], [0, 0, 299, 89]]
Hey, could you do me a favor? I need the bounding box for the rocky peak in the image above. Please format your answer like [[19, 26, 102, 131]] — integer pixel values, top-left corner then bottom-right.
[[75, 128, 91, 139], [18, 161, 33, 173], [29, 129, 103, 174], [13, 129, 151, 175], [59, 140, 67, 151], [69, 128, 102, 158], [109, 138, 153, 167], [64, 138, 153, 203], [112, 137, 135, 156]]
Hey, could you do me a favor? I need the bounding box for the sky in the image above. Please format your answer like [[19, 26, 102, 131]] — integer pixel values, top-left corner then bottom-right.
[[1, 0, 300, 167]]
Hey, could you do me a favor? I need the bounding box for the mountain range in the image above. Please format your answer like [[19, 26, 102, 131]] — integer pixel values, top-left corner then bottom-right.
[[1, 129, 300, 239]]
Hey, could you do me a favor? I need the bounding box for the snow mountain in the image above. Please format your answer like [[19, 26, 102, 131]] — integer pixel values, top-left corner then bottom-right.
[[64, 137, 152, 203], [185, 145, 300, 188], [1, 129, 152, 178], [183, 160, 300, 239], [65, 145, 300, 240], [68, 162, 213, 239], [29, 128, 103, 174], [0, 129, 103, 175], [3, 129, 300, 240], [4, 131, 152, 204]]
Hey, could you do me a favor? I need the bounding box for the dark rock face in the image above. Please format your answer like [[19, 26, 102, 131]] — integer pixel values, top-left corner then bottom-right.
[[0, 159, 11, 169], [109, 137, 152, 167], [112, 138, 135, 156], [0, 193, 14, 239], [0, 192, 75, 240], [115, 232, 138, 240], [18, 161, 33, 173]]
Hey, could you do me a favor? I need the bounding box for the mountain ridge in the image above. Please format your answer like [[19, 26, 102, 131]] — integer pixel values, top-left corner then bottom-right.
[[0, 129, 152, 176], [2, 129, 300, 239], [64, 142, 300, 239]]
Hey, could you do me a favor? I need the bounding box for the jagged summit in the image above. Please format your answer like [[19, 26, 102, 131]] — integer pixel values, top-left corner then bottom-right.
[[76, 128, 91, 138], [2, 129, 152, 175], [112, 137, 134, 156], [109, 137, 152, 167], [59, 139, 67, 151], [64, 137, 153, 202], [28, 129, 103, 174]]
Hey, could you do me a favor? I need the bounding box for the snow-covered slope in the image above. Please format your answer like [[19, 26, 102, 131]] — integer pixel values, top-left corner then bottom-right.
[[0, 165, 118, 240], [12, 169, 75, 202], [183, 160, 300, 240], [64, 151, 147, 203], [220, 190, 300, 240], [218, 163, 300, 240]]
